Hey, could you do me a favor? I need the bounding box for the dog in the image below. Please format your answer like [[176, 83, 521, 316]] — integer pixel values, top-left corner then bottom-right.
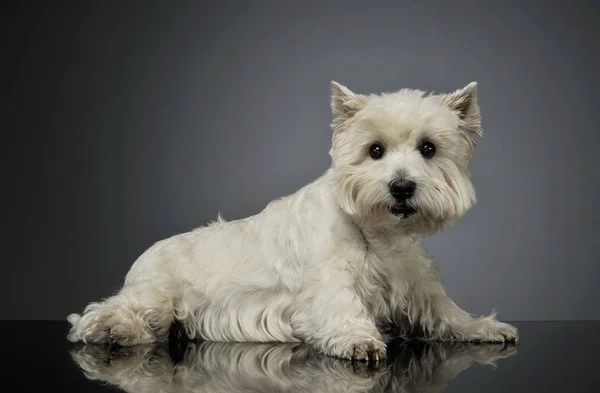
[[67, 81, 518, 362]]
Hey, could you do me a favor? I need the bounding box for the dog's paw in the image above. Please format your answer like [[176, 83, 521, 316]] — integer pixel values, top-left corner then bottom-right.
[[339, 340, 387, 362], [458, 319, 519, 344], [108, 323, 154, 346], [478, 320, 519, 343], [70, 306, 156, 346]]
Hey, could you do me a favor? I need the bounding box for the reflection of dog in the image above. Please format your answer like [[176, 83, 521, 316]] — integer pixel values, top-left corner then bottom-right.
[[67, 81, 518, 361], [71, 338, 517, 393]]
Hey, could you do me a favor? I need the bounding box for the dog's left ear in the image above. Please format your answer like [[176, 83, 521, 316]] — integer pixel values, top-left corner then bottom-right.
[[443, 82, 482, 137]]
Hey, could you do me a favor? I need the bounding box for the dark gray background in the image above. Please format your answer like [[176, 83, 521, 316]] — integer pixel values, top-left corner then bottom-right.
[[2, 0, 598, 321]]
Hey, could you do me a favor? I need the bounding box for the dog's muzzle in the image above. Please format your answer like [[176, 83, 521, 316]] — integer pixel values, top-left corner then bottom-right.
[[389, 179, 417, 219]]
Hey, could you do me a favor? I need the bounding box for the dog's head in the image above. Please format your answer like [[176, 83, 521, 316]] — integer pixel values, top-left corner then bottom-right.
[[329, 81, 482, 234]]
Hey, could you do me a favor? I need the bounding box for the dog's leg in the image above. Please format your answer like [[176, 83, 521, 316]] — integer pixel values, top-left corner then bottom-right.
[[67, 282, 175, 346], [291, 258, 386, 361], [396, 266, 518, 343]]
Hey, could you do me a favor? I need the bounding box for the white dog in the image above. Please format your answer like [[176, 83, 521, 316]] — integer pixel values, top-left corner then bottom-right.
[[67, 81, 518, 361]]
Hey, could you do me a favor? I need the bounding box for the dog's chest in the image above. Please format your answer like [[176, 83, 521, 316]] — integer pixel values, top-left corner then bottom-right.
[[342, 248, 390, 315], [352, 237, 422, 317]]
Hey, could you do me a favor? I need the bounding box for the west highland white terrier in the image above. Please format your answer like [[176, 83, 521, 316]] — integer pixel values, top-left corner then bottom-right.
[[67, 81, 518, 362]]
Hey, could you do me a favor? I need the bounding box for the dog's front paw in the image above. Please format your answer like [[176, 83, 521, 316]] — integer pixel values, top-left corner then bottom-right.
[[337, 339, 387, 362], [479, 320, 518, 343], [457, 318, 519, 343]]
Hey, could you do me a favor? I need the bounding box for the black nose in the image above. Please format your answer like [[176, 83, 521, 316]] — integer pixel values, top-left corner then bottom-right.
[[389, 179, 416, 201]]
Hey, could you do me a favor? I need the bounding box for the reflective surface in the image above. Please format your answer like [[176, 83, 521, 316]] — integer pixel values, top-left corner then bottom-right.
[[1, 321, 598, 392]]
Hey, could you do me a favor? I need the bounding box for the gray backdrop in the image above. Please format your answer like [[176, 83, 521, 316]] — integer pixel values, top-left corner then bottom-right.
[[2, 0, 599, 321]]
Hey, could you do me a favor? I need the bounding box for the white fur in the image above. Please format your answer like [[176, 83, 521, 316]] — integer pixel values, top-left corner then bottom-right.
[[67, 81, 518, 360]]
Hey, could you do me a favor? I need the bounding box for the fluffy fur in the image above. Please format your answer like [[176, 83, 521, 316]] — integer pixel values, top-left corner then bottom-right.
[[67, 81, 518, 361]]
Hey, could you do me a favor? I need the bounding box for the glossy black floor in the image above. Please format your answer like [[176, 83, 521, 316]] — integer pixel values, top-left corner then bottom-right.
[[1, 321, 598, 393]]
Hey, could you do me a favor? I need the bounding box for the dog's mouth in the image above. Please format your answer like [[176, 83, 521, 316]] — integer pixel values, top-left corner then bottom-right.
[[390, 203, 417, 219]]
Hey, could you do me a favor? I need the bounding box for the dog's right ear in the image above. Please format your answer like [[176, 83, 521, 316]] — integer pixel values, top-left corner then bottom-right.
[[330, 81, 366, 123]]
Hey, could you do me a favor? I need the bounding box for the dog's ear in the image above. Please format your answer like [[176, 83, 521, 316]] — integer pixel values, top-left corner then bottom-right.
[[442, 82, 482, 137], [330, 81, 366, 122]]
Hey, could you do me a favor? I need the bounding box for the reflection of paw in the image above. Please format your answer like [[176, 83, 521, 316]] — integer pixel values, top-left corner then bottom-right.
[[71, 343, 172, 389], [72, 344, 145, 368], [71, 344, 131, 380], [339, 339, 387, 362], [348, 357, 387, 378], [327, 354, 387, 380], [461, 343, 518, 366]]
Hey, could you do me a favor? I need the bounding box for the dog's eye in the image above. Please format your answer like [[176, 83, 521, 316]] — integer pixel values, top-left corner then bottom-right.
[[419, 141, 436, 159], [369, 143, 385, 160]]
